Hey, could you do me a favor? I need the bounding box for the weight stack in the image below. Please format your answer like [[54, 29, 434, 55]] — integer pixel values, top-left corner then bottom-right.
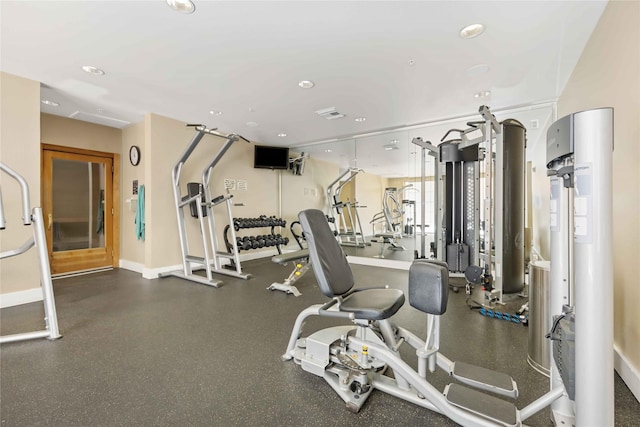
[[446, 243, 470, 273]]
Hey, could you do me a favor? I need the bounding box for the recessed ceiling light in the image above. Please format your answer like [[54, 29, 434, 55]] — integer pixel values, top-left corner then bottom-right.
[[277, 133, 287, 137], [408, 59, 415, 66], [354, 117, 366, 122], [166, 0, 195, 14], [460, 23, 485, 39], [324, 149, 333, 153], [41, 100, 59, 107], [246, 121, 259, 127], [473, 90, 491, 98], [209, 110, 223, 116], [390, 139, 399, 144], [82, 65, 105, 76], [298, 80, 315, 89]]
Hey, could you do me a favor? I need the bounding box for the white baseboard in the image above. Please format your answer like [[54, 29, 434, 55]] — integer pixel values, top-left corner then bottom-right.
[[0, 287, 43, 308], [615, 345, 640, 402], [119, 259, 144, 274], [127, 251, 277, 279]]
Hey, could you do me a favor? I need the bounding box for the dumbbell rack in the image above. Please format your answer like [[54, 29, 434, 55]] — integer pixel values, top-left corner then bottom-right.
[[224, 216, 290, 260]]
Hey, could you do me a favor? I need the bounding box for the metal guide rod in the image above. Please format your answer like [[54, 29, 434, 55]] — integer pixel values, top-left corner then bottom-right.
[[410, 137, 437, 258]]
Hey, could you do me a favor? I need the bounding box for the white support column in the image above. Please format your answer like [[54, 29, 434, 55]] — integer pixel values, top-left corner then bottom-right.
[[572, 108, 614, 426]]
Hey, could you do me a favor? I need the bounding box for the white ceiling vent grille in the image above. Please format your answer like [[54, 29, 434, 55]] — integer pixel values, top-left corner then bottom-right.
[[69, 111, 131, 128], [315, 107, 345, 120]]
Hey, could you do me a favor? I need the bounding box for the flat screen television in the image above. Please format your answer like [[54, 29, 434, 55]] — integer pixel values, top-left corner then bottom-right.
[[254, 145, 289, 170]]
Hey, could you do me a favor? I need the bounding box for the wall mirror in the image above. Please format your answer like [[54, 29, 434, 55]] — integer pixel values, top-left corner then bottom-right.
[[285, 104, 554, 266]]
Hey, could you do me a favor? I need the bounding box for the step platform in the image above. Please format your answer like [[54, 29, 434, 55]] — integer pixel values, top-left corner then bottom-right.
[[451, 361, 518, 399], [444, 383, 518, 427]]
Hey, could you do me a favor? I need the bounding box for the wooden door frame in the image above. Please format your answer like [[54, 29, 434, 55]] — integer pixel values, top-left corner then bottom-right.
[[41, 144, 120, 270]]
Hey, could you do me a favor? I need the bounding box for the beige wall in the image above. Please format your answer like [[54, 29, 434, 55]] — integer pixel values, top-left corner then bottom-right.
[[41, 113, 122, 154], [121, 121, 146, 264], [0, 73, 42, 295], [556, 1, 640, 376], [116, 114, 343, 272]]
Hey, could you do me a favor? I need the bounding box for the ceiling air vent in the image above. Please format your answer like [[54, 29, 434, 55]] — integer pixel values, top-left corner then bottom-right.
[[315, 107, 345, 120], [69, 111, 131, 128]]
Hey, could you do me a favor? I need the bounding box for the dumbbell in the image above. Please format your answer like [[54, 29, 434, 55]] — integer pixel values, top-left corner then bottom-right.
[[250, 237, 260, 249], [237, 237, 252, 251]]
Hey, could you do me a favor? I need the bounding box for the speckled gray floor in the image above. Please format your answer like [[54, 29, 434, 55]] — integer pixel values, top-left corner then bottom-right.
[[1, 259, 638, 426]]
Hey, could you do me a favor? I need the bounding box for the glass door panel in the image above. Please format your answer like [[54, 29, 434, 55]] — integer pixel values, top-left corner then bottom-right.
[[52, 159, 106, 252]]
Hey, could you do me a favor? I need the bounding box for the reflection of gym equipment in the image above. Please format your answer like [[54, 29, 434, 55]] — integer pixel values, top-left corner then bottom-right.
[[370, 187, 406, 258], [327, 168, 368, 248], [546, 108, 614, 425], [283, 209, 568, 425], [0, 162, 61, 344], [437, 106, 526, 304], [161, 125, 251, 287]]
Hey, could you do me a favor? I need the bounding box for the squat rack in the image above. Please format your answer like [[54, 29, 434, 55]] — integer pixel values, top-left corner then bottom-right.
[[161, 125, 251, 287]]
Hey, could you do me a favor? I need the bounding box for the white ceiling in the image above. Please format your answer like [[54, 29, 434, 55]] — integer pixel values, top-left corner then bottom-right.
[[1, 0, 607, 175]]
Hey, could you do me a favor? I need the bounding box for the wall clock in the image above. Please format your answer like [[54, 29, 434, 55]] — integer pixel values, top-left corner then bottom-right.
[[129, 145, 141, 166]]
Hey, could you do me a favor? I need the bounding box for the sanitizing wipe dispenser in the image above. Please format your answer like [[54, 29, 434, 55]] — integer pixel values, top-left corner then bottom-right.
[[546, 108, 614, 426]]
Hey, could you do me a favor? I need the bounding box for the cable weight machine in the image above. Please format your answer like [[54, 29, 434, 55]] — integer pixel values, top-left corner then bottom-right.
[[161, 125, 251, 287], [435, 106, 526, 305]]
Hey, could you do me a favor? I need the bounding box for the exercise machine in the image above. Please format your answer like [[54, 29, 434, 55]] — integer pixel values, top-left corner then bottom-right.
[[161, 125, 251, 287], [546, 107, 614, 425], [283, 209, 567, 426], [0, 162, 61, 343], [370, 187, 406, 258], [327, 168, 368, 247], [268, 215, 336, 296], [410, 137, 439, 259], [268, 220, 309, 296], [437, 106, 526, 304]]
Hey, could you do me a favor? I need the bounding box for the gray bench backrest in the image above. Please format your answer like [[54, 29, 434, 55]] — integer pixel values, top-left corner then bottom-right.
[[298, 209, 354, 297], [409, 259, 449, 315]]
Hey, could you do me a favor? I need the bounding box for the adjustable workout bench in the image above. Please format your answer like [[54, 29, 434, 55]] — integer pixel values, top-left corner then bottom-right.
[[267, 249, 310, 296], [267, 220, 310, 296], [370, 231, 405, 258]]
